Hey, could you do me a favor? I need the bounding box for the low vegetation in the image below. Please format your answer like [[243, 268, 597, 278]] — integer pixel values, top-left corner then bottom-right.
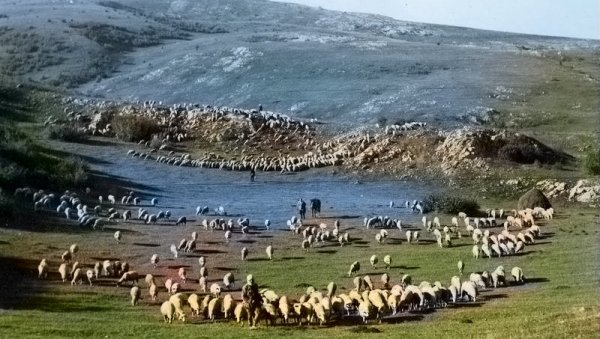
[[421, 193, 480, 215], [112, 115, 161, 142]]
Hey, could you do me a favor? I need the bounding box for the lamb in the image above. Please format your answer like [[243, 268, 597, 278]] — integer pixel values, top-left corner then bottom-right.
[[160, 301, 176, 323], [150, 254, 159, 269], [210, 283, 221, 297], [383, 255, 392, 269], [86, 269, 94, 286], [38, 259, 48, 279], [130, 286, 141, 306], [370, 255, 378, 269], [222, 294, 236, 320], [241, 247, 249, 261], [224, 230, 231, 242], [348, 261, 360, 277], [71, 268, 83, 285], [223, 272, 235, 289], [511, 267, 525, 284], [457, 260, 464, 275], [266, 245, 273, 260]]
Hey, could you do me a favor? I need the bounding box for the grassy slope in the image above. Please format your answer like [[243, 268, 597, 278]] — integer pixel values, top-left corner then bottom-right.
[[0, 203, 597, 338]]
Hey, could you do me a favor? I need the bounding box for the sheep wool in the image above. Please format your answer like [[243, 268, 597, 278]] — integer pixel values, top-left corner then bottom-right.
[[160, 301, 175, 323], [130, 286, 141, 306], [38, 259, 48, 279]]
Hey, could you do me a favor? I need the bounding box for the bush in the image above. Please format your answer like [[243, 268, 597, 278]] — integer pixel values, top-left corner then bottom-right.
[[45, 125, 87, 142], [583, 148, 600, 175], [112, 115, 160, 142], [422, 193, 480, 215]]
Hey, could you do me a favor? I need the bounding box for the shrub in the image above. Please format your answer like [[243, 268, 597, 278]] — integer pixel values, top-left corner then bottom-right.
[[112, 115, 160, 142], [583, 148, 600, 175], [422, 193, 480, 215], [45, 125, 87, 142]]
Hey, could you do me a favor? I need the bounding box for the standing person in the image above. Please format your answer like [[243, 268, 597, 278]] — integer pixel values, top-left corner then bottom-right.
[[297, 198, 306, 220], [241, 274, 262, 328], [250, 168, 256, 182]]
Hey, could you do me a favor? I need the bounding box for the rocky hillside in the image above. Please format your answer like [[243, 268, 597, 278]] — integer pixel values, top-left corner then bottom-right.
[[0, 0, 597, 128]]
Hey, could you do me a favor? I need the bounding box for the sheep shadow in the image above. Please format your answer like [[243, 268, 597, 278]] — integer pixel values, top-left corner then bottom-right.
[[529, 241, 552, 246], [257, 235, 273, 239], [316, 250, 337, 254], [167, 265, 191, 269], [382, 313, 425, 324], [132, 242, 161, 247], [321, 215, 361, 220], [213, 266, 235, 271], [281, 256, 305, 261], [90, 256, 121, 261], [192, 249, 227, 255], [416, 240, 437, 245], [523, 277, 549, 284], [353, 240, 369, 245], [483, 293, 507, 300], [449, 243, 473, 248], [236, 239, 256, 244], [246, 258, 269, 262], [396, 265, 419, 270], [449, 302, 484, 308]]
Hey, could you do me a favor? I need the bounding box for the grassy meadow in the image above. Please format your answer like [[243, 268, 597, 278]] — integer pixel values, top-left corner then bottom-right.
[[0, 199, 597, 338]]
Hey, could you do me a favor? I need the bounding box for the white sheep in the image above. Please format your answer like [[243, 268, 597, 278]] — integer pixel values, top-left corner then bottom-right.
[[241, 247, 248, 261], [71, 268, 83, 285], [461, 281, 478, 301], [116, 271, 139, 287], [266, 245, 273, 260], [223, 272, 235, 290], [160, 301, 175, 323], [38, 259, 48, 279], [149, 282, 158, 301], [61, 250, 72, 263], [224, 230, 231, 242], [178, 267, 187, 283], [348, 261, 360, 277], [222, 294, 235, 320], [69, 244, 79, 255], [383, 255, 392, 270], [457, 260, 464, 275], [210, 283, 221, 297], [208, 297, 222, 321], [188, 293, 201, 316], [198, 256, 205, 267], [86, 269, 94, 286], [130, 286, 141, 306], [511, 267, 525, 284], [168, 293, 186, 322], [370, 255, 378, 269], [150, 254, 159, 268], [114, 231, 121, 244], [170, 244, 178, 258], [58, 263, 68, 282]]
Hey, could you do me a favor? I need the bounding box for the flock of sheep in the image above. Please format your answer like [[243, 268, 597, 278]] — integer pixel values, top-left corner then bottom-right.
[[20, 184, 553, 328]]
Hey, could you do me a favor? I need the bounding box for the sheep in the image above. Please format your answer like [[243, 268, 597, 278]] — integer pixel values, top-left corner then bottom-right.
[[38, 259, 48, 279], [224, 230, 231, 242], [151, 198, 158, 206], [184, 293, 200, 316], [223, 272, 235, 290], [176, 217, 187, 226], [461, 281, 478, 301], [405, 230, 412, 243], [240, 247, 249, 261], [348, 261, 360, 277], [511, 267, 525, 284], [266, 245, 274, 260], [150, 254, 159, 269], [363, 275, 374, 291], [210, 283, 221, 297], [149, 282, 158, 301], [58, 263, 68, 282], [177, 239, 187, 251], [401, 274, 412, 287], [234, 302, 248, 325], [130, 286, 141, 306], [383, 255, 392, 270], [184, 239, 196, 253], [278, 295, 291, 323], [178, 267, 187, 283], [358, 299, 374, 323], [370, 255, 378, 269], [71, 268, 83, 285], [102, 260, 112, 277], [469, 273, 486, 289], [170, 244, 178, 258], [116, 271, 139, 287], [198, 256, 205, 267], [327, 281, 337, 298], [61, 250, 72, 263], [160, 301, 176, 323], [171, 282, 180, 294], [457, 260, 464, 275], [222, 294, 236, 320], [353, 276, 363, 292], [381, 273, 390, 289], [86, 269, 94, 286], [208, 297, 223, 321], [200, 266, 208, 279], [114, 231, 121, 244], [168, 293, 187, 322]]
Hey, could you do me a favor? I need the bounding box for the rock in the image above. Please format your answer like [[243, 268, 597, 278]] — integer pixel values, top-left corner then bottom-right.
[[518, 188, 551, 210]]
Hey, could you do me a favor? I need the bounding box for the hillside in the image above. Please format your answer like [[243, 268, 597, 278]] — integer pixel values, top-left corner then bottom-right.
[[0, 0, 597, 128]]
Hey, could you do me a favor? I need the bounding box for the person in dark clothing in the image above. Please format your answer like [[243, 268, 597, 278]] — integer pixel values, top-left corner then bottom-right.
[[250, 168, 256, 182], [297, 198, 306, 220], [241, 274, 262, 327]]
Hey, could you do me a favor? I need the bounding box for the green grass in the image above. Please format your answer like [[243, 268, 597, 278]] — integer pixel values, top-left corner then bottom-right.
[[0, 202, 597, 338]]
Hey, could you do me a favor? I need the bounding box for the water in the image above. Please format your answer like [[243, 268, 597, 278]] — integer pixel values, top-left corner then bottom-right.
[[53, 140, 429, 229]]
